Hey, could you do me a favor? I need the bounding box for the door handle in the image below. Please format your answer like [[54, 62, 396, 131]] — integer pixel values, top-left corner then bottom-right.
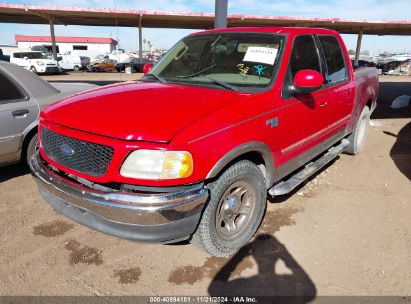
[[319, 101, 328, 107], [11, 109, 29, 117]]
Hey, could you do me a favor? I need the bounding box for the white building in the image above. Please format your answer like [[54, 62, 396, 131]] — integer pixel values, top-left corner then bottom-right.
[[15, 35, 117, 55]]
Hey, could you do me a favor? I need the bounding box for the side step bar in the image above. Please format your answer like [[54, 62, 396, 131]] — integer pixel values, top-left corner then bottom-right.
[[268, 138, 350, 196]]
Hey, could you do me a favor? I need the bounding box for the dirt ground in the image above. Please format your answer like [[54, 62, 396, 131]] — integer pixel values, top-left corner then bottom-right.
[[0, 73, 410, 298]]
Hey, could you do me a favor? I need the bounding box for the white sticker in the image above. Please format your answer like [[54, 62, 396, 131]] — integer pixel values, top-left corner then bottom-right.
[[243, 47, 278, 65]]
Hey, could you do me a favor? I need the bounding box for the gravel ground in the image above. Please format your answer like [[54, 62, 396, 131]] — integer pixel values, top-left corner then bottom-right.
[[0, 74, 410, 298]]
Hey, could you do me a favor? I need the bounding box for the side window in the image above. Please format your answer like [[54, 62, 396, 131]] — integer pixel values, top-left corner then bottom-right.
[[0, 72, 25, 104], [318, 35, 347, 84], [282, 35, 322, 99], [289, 35, 321, 79]]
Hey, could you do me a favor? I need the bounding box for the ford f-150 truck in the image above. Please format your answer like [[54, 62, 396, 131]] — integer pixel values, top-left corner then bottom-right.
[[30, 27, 379, 256]]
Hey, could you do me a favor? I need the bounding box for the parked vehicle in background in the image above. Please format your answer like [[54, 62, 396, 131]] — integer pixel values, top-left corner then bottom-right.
[[378, 60, 411, 75], [80, 56, 90, 69], [115, 57, 154, 72], [90, 54, 120, 65], [351, 60, 375, 68], [111, 52, 131, 63], [57, 54, 82, 71], [31, 45, 50, 53], [70, 50, 102, 63], [0, 61, 96, 167], [88, 59, 117, 72], [0, 49, 10, 62], [90, 54, 105, 65], [31, 27, 379, 257], [10, 51, 58, 74]]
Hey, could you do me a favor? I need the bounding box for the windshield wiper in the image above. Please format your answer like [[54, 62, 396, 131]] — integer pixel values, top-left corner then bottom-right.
[[175, 64, 238, 91], [200, 75, 239, 91], [142, 73, 166, 83], [176, 64, 216, 79]]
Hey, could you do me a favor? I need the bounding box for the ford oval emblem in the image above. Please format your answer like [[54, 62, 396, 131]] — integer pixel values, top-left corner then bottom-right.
[[60, 144, 75, 156]]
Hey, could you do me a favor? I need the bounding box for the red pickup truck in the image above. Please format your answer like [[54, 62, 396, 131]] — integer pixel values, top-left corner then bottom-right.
[[30, 27, 378, 256]]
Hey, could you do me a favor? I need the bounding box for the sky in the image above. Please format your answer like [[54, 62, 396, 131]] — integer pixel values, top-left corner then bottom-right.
[[1, 0, 411, 54]]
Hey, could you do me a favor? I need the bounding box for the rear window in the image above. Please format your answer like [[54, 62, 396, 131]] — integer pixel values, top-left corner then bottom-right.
[[318, 35, 348, 84]]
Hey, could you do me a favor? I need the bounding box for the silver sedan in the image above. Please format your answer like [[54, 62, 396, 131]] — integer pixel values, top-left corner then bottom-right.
[[0, 61, 97, 167]]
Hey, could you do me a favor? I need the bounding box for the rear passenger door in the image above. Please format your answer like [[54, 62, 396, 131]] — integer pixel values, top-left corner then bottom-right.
[[278, 35, 329, 169], [317, 35, 353, 132], [0, 70, 39, 164]]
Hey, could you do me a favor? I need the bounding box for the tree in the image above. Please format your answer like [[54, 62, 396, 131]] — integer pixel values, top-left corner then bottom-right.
[[348, 49, 356, 55]]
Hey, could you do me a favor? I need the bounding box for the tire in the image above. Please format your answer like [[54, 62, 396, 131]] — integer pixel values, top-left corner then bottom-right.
[[29, 66, 37, 73], [345, 106, 370, 155], [192, 160, 267, 257], [25, 133, 38, 166], [73, 65, 80, 71]]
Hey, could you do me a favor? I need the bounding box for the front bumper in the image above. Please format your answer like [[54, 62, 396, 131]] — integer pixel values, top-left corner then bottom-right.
[[30, 151, 209, 243]]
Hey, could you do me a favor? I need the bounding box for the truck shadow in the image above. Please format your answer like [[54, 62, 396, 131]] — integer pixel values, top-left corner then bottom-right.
[[0, 163, 29, 184], [208, 234, 316, 302], [383, 122, 411, 180]]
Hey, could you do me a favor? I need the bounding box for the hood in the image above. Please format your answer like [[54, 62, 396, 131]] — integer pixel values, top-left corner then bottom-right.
[[41, 81, 246, 143]]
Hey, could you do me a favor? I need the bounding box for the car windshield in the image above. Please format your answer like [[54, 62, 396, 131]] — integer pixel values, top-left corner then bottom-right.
[[147, 32, 284, 92]]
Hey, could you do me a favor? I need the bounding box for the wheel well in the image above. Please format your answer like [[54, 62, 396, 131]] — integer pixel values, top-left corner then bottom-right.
[[208, 151, 268, 185], [21, 127, 37, 159]]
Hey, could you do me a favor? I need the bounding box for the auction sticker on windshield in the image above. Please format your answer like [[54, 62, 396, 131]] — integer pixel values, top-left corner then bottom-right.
[[243, 47, 278, 65]]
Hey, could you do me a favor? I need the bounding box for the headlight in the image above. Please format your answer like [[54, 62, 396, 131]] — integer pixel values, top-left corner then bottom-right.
[[120, 150, 193, 180], [36, 61, 45, 66]]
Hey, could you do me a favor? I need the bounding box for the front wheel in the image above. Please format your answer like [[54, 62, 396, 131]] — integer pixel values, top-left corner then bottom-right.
[[192, 160, 267, 257], [25, 133, 38, 166], [29, 66, 37, 73], [345, 106, 370, 155]]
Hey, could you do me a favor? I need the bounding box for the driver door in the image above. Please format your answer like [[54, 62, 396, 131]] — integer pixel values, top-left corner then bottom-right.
[[277, 35, 330, 174]]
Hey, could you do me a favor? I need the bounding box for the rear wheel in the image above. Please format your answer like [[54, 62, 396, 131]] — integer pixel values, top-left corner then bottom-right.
[[73, 65, 80, 71], [192, 160, 267, 257], [345, 106, 370, 155]]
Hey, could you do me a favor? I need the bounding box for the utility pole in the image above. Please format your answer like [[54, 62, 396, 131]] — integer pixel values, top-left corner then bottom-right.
[[214, 0, 228, 29]]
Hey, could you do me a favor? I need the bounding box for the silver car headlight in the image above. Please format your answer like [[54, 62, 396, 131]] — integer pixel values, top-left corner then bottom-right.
[[120, 150, 193, 180], [36, 61, 45, 66]]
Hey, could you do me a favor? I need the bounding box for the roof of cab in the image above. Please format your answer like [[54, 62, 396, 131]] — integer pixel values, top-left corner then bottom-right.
[[193, 26, 340, 36]]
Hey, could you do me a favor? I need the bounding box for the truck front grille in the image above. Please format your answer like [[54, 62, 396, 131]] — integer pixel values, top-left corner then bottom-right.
[[41, 127, 114, 177]]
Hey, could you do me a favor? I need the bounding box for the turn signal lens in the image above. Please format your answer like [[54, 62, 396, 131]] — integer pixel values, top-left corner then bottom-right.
[[162, 151, 193, 179]]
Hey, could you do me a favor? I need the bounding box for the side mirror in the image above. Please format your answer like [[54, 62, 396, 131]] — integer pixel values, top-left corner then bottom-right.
[[143, 63, 152, 74], [290, 69, 324, 95], [24, 56, 28, 60]]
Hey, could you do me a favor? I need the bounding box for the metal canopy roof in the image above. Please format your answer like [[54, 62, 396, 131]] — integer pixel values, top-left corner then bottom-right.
[[1, 3, 411, 35], [15, 35, 117, 45]]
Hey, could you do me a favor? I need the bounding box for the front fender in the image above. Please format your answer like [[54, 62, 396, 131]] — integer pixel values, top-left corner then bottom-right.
[[206, 141, 275, 188]]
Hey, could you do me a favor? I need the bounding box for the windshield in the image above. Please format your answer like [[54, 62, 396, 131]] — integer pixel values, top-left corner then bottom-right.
[[148, 33, 284, 92]]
